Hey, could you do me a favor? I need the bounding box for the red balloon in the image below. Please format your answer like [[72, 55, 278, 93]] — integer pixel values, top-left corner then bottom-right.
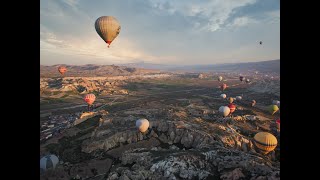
[[228, 103, 236, 113], [220, 83, 227, 91], [58, 66, 67, 75], [276, 118, 280, 129], [84, 94, 96, 105]]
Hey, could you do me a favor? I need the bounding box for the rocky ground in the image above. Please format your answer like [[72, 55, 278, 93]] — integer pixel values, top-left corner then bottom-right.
[[40, 75, 280, 180]]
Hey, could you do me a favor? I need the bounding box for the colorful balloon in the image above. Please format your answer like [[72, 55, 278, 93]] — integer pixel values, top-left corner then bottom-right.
[[253, 132, 277, 154], [136, 118, 149, 133], [220, 83, 227, 91], [58, 66, 67, 75], [268, 105, 279, 115], [228, 97, 234, 104], [84, 94, 96, 105], [228, 103, 236, 114], [95, 16, 121, 48]]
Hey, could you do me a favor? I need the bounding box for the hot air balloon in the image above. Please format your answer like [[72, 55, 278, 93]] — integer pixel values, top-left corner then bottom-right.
[[228, 103, 236, 114], [220, 94, 226, 99], [219, 106, 230, 117], [272, 100, 280, 107], [58, 66, 67, 75], [276, 118, 280, 130], [95, 16, 121, 48], [40, 154, 59, 172], [220, 83, 227, 91], [251, 100, 256, 107], [228, 97, 234, 104], [245, 79, 250, 83], [239, 76, 245, 82], [84, 94, 96, 111], [236, 96, 242, 101], [253, 132, 277, 154], [259, 41, 262, 45], [255, 71, 258, 74], [268, 105, 279, 115], [136, 118, 149, 133], [218, 76, 223, 82]]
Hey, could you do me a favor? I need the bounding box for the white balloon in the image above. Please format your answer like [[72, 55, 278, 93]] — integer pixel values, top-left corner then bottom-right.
[[236, 96, 242, 101], [220, 94, 227, 99], [136, 118, 150, 133], [219, 106, 230, 117]]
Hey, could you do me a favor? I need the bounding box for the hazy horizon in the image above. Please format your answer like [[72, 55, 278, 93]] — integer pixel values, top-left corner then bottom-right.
[[41, 0, 280, 66]]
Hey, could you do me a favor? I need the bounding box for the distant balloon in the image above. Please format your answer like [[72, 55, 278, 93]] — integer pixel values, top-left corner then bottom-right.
[[84, 94, 96, 105], [268, 105, 279, 115], [228, 103, 236, 114], [136, 118, 149, 133], [239, 76, 245, 82], [220, 94, 227, 99], [58, 66, 67, 75], [40, 155, 59, 172], [245, 79, 250, 83], [220, 83, 227, 91], [236, 96, 242, 101], [272, 100, 280, 107], [95, 16, 121, 48], [219, 106, 230, 117], [251, 100, 256, 107], [255, 71, 258, 74], [253, 132, 277, 154], [228, 97, 234, 104], [218, 76, 223, 82], [259, 41, 262, 45], [276, 118, 280, 130]]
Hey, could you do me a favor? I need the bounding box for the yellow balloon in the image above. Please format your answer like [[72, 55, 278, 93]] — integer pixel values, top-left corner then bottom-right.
[[253, 132, 278, 154]]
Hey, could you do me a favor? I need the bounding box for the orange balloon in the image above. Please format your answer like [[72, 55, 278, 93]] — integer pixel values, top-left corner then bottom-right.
[[58, 66, 67, 75], [84, 94, 96, 105]]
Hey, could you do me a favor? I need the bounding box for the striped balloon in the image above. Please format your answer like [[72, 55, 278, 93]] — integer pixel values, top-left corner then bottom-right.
[[84, 94, 96, 105], [58, 66, 67, 75], [95, 16, 121, 48], [253, 132, 278, 154]]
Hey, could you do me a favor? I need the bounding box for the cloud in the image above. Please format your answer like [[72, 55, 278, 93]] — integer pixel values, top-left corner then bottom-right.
[[149, 0, 257, 32], [40, 0, 280, 65]]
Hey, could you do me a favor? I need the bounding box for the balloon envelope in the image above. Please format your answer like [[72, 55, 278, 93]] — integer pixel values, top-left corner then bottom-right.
[[58, 66, 67, 75], [219, 106, 230, 117], [228, 103, 236, 113], [228, 97, 234, 104], [220, 83, 227, 91], [95, 16, 121, 47], [269, 105, 279, 115], [253, 132, 277, 154], [84, 94, 96, 105], [218, 76, 223, 81], [136, 118, 149, 133], [220, 94, 227, 99], [40, 155, 59, 171], [251, 100, 256, 107], [236, 96, 242, 101]]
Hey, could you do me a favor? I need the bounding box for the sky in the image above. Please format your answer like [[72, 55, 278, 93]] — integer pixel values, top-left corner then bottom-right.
[[40, 0, 280, 66]]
